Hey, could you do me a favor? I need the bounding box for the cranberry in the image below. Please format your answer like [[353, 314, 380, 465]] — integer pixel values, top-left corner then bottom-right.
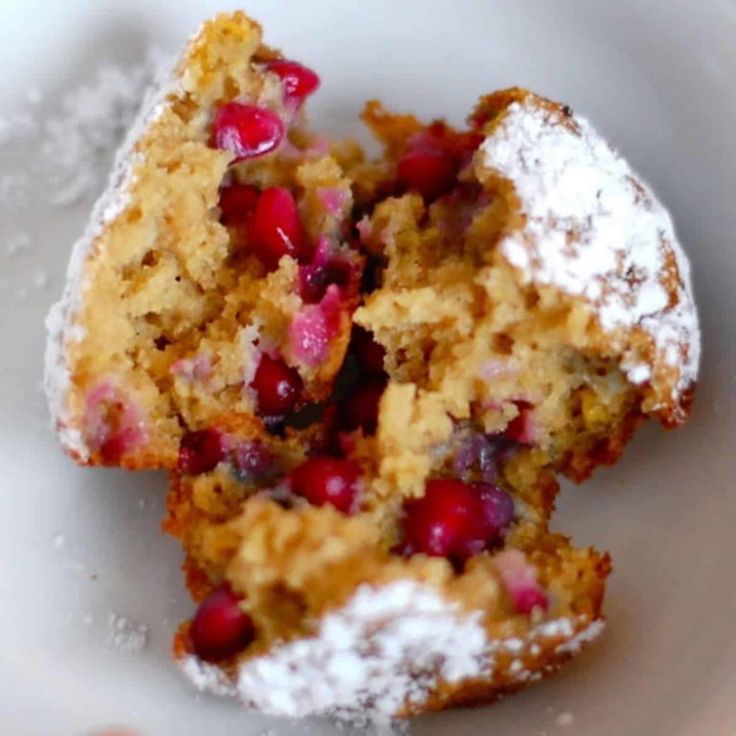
[[290, 457, 361, 513], [265, 59, 320, 106], [472, 482, 514, 538], [178, 429, 226, 475], [505, 401, 535, 444], [338, 379, 385, 435], [250, 354, 303, 417], [190, 584, 254, 661], [248, 187, 308, 270], [397, 143, 458, 200], [218, 184, 259, 226], [350, 327, 386, 376], [398, 479, 489, 561], [300, 258, 354, 304], [211, 102, 284, 161]]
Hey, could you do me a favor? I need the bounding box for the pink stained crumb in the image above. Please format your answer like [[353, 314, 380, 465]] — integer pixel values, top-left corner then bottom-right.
[[171, 354, 213, 385], [83, 382, 147, 463], [317, 187, 348, 216], [493, 549, 549, 615], [288, 285, 343, 366]]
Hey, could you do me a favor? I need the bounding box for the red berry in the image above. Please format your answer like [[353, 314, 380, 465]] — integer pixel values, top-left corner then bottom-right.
[[290, 457, 361, 513], [338, 379, 385, 435], [211, 102, 284, 161], [265, 59, 321, 106], [399, 479, 492, 561], [397, 144, 458, 200], [178, 429, 226, 475], [190, 584, 254, 661], [250, 354, 303, 417], [350, 327, 386, 376], [505, 401, 535, 444], [218, 184, 259, 226], [299, 258, 354, 304], [248, 187, 308, 270], [472, 482, 514, 538]]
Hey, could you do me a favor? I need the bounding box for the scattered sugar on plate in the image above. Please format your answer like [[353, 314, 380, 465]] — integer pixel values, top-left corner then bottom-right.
[[32, 270, 49, 290], [5, 232, 32, 257], [106, 613, 149, 653], [556, 711, 575, 727], [0, 49, 164, 213]]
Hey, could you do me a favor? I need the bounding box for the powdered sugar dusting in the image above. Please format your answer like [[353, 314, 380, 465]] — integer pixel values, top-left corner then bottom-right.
[[236, 580, 488, 721], [480, 98, 699, 407], [180, 577, 605, 722], [44, 54, 177, 459]]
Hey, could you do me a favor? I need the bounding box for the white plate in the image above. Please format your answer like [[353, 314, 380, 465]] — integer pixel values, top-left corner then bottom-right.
[[1, 1, 734, 734]]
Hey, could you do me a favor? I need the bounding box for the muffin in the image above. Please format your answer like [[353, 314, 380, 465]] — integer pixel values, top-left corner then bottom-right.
[[45, 10, 701, 725]]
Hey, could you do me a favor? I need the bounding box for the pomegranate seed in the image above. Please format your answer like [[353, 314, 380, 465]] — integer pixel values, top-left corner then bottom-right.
[[218, 184, 259, 226], [494, 549, 549, 615], [248, 187, 308, 270], [190, 584, 254, 661], [513, 586, 550, 615], [178, 429, 226, 475], [290, 456, 361, 513], [338, 379, 385, 435], [265, 59, 320, 106], [232, 441, 275, 483], [505, 401, 536, 444], [300, 258, 354, 304], [472, 482, 514, 538], [250, 354, 303, 417], [350, 327, 386, 376], [211, 102, 284, 161], [398, 479, 492, 561], [397, 144, 458, 200]]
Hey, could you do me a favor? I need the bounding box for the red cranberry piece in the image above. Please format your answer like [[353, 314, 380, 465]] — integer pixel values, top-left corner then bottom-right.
[[472, 482, 514, 538], [350, 327, 386, 377], [338, 379, 385, 435], [178, 429, 226, 475], [300, 259, 354, 304], [190, 584, 254, 661], [505, 401, 535, 444], [250, 354, 303, 417], [211, 102, 284, 161], [248, 187, 308, 270], [399, 479, 489, 561], [218, 184, 259, 226], [265, 59, 320, 106], [397, 144, 458, 200], [290, 457, 361, 513]]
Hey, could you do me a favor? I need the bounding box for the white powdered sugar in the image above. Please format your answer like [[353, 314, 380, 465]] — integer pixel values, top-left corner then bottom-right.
[[480, 99, 700, 401], [180, 578, 605, 723], [236, 581, 488, 721], [43, 54, 178, 459], [106, 613, 149, 653]]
